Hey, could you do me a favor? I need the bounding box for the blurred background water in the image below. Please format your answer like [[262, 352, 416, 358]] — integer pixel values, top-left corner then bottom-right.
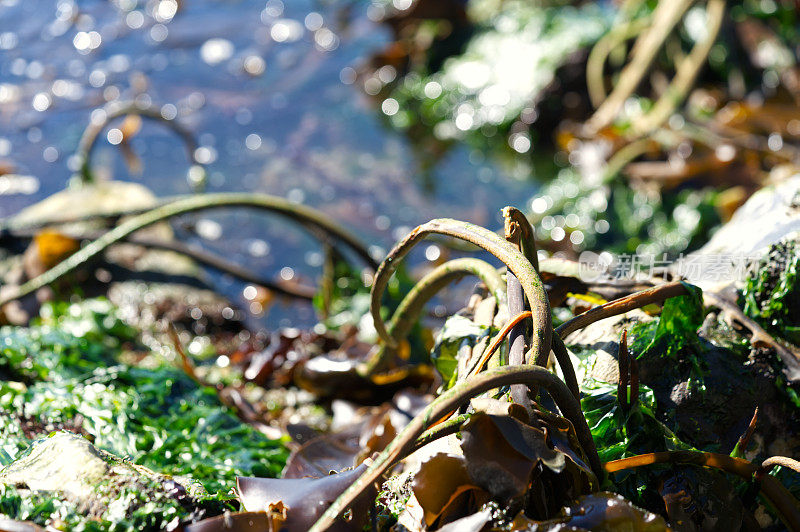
[[0, 0, 540, 327]]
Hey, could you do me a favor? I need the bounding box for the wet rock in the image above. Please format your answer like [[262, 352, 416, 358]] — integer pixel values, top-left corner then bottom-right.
[[10, 181, 158, 229], [0, 431, 199, 503], [565, 307, 799, 451], [564, 309, 653, 385], [10, 181, 198, 279], [1, 182, 250, 350], [108, 281, 247, 346], [676, 172, 800, 290], [0, 431, 216, 528], [0, 432, 109, 499]]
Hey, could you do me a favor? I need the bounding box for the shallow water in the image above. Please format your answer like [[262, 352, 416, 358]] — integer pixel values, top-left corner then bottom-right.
[[0, 0, 538, 327]]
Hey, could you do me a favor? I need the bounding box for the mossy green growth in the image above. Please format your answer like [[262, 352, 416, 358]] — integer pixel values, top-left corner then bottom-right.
[[632, 282, 705, 359], [0, 365, 288, 493], [0, 299, 132, 384], [530, 168, 721, 258], [386, 2, 612, 152], [0, 299, 289, 529], [743, 240, 800, 344], [581, 379, 692, 508], [581, 379, 691, 464], [0, 483, 108, 531], [625, 283, 708, 395], [0, 411, 29, 469]]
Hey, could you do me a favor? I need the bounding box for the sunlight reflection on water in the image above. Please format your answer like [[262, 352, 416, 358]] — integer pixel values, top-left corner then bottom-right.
[[0, 0, 536, 327]]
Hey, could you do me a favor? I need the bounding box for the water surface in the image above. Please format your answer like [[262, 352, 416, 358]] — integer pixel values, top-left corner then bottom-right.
[[0, 0, 538, 326]]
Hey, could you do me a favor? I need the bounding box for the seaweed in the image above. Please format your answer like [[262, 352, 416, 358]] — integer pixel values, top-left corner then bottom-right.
[[633, 282, 705, 359], [0, 366, 288, 493], [625, 282, 709, 394], [581, 378, 692, 508], [743, 239, 800, 345], [0, 300, 289, 529]]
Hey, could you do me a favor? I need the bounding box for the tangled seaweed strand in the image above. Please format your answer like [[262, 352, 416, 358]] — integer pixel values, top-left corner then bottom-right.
[[468, 311, 532, 376], [630, 0, 726, 136], [410, 413, 472, 455], [7, 227, 315, 300], [616, 329, 641, 410], [586, 15, 652, 108], [757, 456, 800, 479], [309, 365, 601, 532], [362, 257, 506, 375], [74, 100, 203, 186], [556, 281, 688, 338], [551, 335, 581, 399], [605, 451, 800, 530], [464, 311, 580, 400], [504, 207, 538, 413], [586, 0, 727, 137], [502, 207, 581, 401], [585, 0, 695, 133], [0, 193, 377, 307], [369, 218, 552, 374], [502, 206, 539, 272]]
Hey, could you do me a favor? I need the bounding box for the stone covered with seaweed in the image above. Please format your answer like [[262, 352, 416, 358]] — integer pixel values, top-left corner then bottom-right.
[[0, 300, 288, 530]]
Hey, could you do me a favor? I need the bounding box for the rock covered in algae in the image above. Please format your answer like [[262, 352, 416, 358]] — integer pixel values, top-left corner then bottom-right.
[[0, 432, 112, 499], [0, 431, 215, 530]]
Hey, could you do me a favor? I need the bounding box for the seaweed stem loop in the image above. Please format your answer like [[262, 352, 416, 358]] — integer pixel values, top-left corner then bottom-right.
[[369, 218, 551, 375]]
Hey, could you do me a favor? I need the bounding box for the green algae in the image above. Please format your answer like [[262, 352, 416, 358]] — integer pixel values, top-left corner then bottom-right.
[[0, 444, 221, 532], [0, 300, 127, 385], [580, 378, 693, 510], [743, 240, 800, 345], [633, 283, 705, 359], [0, 299, 288, 530], [581, 379, 691, 464], [0, 365, 288, 493], [529, 168, 722, 257], [626, 283, 708, 390]]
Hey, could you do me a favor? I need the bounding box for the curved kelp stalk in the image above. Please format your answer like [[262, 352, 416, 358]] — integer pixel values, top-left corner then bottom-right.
[[108, 233, 317, 300], [370, 218, 551, 373], [502, 207, 579, 398], [551, 334, 581, 399], [502, 206, 538, 272], [556, 281, 689, 338], [0, 193, 376, 307], [503, 206, 539, 412], [462, 311, 579, 400], [308, 365, 602, 532], [410, 413, 472, 455], [362, 257, 506, 375], [628, 0, 726, 136], [74, 100, 204, 186], [7, 227, 315, 301], [467, 311, 532, 377], [756, 456, 800, 480], [584, 0, 703, 134], [605, 451, 800, 531], [586, 15, 652, 108]]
